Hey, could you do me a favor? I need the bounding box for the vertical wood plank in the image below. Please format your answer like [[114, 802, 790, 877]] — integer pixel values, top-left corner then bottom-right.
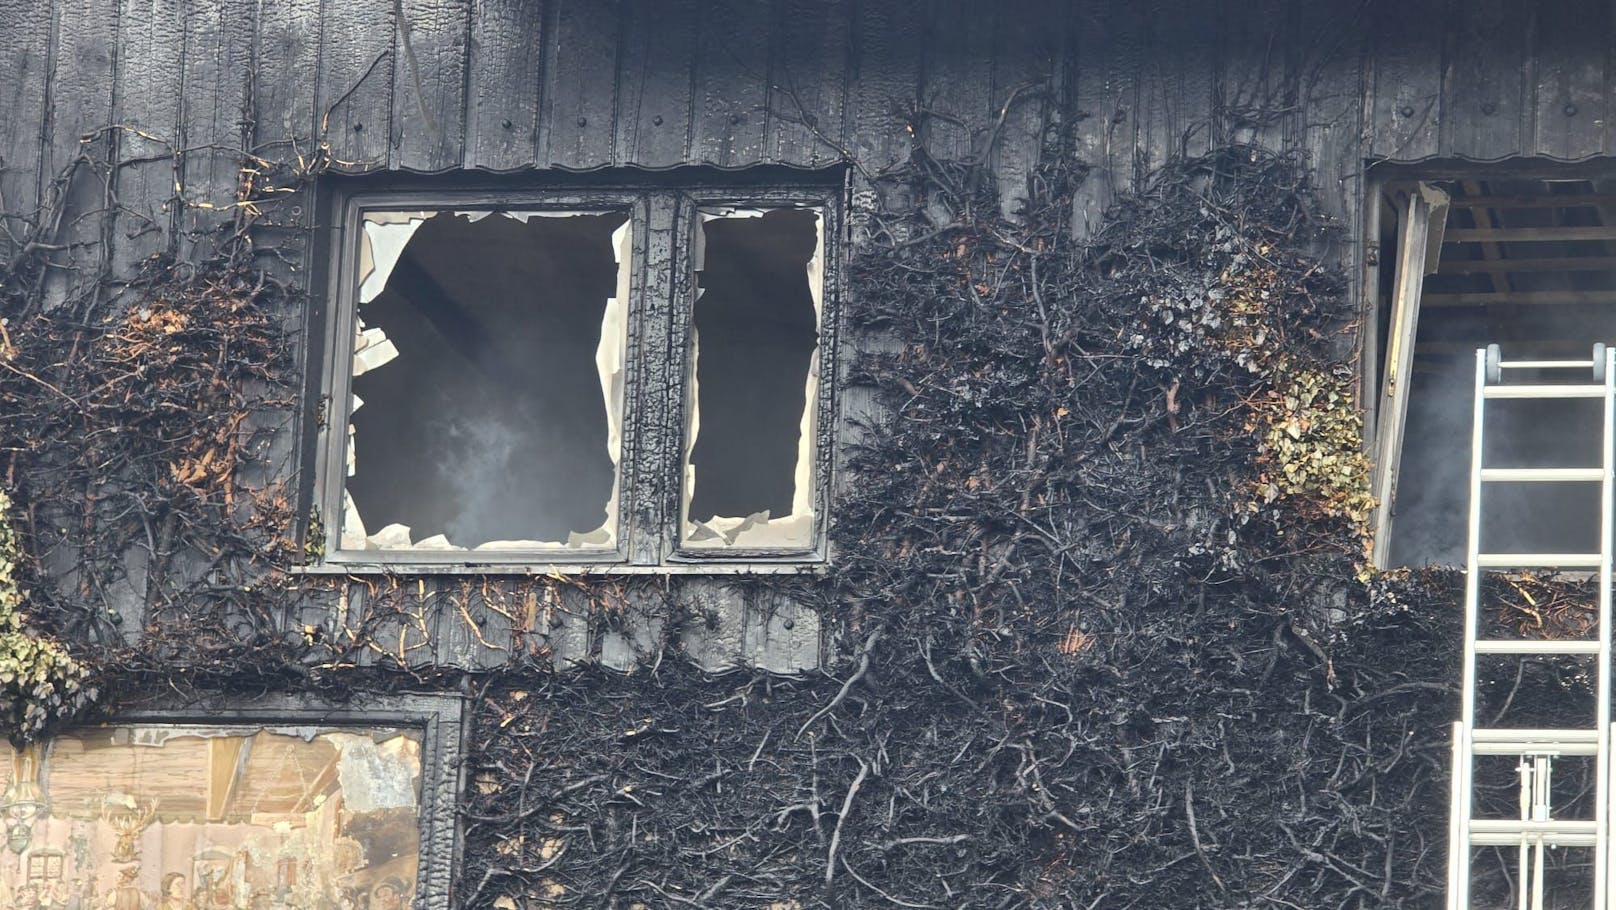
[[252, 0, 322, 298], [1531, 0, 1609, 161], [613, 0, 698, 169], [765, 0, 853, 167], [846, 0, 923, 178], [1441, 0, 1529, 161], [1365, 0, 1446, 162], [0, 0, 52, 252], [1291, 2, 1369, 215], [178, 0, 256, 261], [464, 0, 543, 170], [110, 0, 187, 276], [317, 0, 394, 170], [1213, 0, 1293, 153], [538, 0, 620, 169], [990, 0, 1062, 217], [391, 0, 470, 171], [689, 0, 772, 166], [254, 0, 323, 160], [39, 0, 119, 306], [1153, 0, 1217, 160], [1069, 0, 1141, 238], [917, 0, 995, 164]]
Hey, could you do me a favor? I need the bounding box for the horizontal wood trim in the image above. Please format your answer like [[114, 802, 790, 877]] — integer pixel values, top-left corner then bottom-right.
[[1438, 255, 1616, 273], [1422, 290, 1616, 307], [1444, 225, 1616, 242], [1448, 194, 1616, 209]]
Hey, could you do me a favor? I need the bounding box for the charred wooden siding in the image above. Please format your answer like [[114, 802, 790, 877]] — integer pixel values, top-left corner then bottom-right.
[[6, 0, 1616, 281], [3, 0, 1616, 669]]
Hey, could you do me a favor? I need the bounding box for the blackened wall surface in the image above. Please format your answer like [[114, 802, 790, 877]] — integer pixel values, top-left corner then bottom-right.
[[2, 0, 1615, 671], [7, 0, 1616, 236]]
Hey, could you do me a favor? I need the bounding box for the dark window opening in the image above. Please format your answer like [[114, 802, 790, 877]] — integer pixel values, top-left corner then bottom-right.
[[344, 211, 628, 551], [684, 208, 821, 548], [1376, 177, 1616, 566]]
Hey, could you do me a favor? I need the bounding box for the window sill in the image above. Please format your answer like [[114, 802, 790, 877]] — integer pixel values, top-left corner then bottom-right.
[[287, 561, 828, 577]]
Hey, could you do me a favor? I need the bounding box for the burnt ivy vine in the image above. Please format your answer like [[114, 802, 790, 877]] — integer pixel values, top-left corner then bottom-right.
[[0, 116, 1582, 907]]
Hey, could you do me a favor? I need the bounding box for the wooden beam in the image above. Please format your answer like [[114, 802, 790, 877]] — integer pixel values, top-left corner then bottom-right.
[[1414, 339, 1597, 354], [1460, 180, 1512, 304], [1438, 256, 1616, 274], [1444, 225, 1616, 242], [1448, 194, 1616, 209], [206, 737, 251, 823], [292, 753, 341, 814], [1421, 291, 1616, 308]]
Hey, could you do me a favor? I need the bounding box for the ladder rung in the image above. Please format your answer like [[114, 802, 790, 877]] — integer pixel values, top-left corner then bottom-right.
[[1480, 467, 1606, 482], [1474, 639, 1602, 655], [1483, 384, 1606, 399], [1499, 359, 1597, 369], [1471, 727, 1602, 755], [1470, 819, 1598, 847], [1475, 553, 1603, 568]]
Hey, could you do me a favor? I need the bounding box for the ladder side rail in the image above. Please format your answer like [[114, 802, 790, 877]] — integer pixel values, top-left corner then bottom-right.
[[1447, 721, 1466, 907], [1599, 343, 1615, 910], [1451, 347, 1487, 910]]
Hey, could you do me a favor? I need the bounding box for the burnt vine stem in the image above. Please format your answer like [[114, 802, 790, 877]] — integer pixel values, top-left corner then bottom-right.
[[0, 122, 1596, 907]]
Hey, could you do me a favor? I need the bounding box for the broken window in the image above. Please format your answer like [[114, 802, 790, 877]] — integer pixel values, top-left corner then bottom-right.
[[340, 209, 630, 553], [1370, 173, 1616, 567], [682, 207, 824, 550], [316, 184, 839, 567], [0, 725, 423, 906]]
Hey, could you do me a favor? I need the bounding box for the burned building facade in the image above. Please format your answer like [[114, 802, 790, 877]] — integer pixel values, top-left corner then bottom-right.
[[3, 0, 1616, 906]]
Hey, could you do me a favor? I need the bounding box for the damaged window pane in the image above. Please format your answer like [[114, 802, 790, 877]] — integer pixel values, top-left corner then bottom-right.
[[342, 210, 631, 552], [0, 725, 421, 907], [683, 208, 823, 549]]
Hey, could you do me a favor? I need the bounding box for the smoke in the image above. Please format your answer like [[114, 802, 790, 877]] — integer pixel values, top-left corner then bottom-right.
[[1389, 353, 1602, 567]]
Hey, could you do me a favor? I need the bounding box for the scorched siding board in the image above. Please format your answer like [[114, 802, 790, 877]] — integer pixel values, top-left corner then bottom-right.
[[537, 0, 620, 169], [0, 0, 51, 253], [316, 0, 395, 170], [390, 0, 471, 172], [464, 0, 544, 171]]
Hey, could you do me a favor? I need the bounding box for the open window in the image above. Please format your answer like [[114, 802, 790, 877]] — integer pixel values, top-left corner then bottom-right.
[[313, 182, 840, 570], [338, 209, 632, 555], [1370, 169, 1616, 567], [681, 206, 825, 552]]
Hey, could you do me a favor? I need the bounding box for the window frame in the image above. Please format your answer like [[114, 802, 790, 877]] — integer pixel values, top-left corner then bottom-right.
[[307, 175, 843, 573], [1364, 159, 1616, 569], [27, 693, 466, 910], [666, 188, 842, 565]]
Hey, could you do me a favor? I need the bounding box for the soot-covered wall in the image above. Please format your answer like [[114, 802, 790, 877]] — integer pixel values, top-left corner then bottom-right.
[[2, 1, 1616, 907]]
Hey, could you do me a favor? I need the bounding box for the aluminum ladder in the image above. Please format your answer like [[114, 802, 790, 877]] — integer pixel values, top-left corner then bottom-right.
[[1448, 343, 1615, 910]]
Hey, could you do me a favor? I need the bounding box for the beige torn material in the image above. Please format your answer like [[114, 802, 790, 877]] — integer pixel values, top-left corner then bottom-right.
[[411, 534, 463, 551], [342, 210, 631, 554], [352, 323, 399, 376], [370, 523, 413, 549], [358, 212, 435, 304], [340, 491, 368, 550], [682, 207, 823, 550]]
